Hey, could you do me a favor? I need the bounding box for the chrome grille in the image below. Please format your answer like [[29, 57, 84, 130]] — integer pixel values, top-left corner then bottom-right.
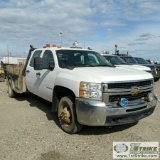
[[156, 65, 160, 71], [103, 79, 153, 106], [107, 80, 152, 89], [109, 91, 150, 102]]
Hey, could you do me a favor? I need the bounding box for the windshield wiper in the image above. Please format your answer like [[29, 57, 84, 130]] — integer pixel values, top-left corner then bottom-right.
[[74, 64, 114, 67], [61, 65, 75, 70], [72, 64, 96, 67], [96, 64, 114, 67], [62, 64, 114, 69]]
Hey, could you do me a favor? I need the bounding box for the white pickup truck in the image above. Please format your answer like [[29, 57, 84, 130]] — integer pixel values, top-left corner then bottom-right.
[[6, 44, 157, 134]]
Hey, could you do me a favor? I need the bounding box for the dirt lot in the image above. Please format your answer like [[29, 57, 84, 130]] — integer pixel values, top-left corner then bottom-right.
[[0, 80, 160, 160]]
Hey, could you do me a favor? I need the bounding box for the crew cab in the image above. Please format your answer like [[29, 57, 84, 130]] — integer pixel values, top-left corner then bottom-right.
[[6, 44, 157, 134]]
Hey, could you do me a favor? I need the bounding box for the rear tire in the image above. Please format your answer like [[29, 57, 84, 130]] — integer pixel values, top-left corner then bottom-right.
[[58, 96, 82, 134], [8, 79, 17, 98]]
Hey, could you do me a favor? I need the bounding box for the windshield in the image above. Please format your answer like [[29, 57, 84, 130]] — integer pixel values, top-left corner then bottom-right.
[[104, 55, 127, 65], [120, 56, 138, 64], [56, 50, 113, 68], [134, 57, 149, 64]]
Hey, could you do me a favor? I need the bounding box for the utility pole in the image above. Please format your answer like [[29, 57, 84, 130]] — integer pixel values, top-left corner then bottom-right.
[[60, 31, 63, 47], [7, 45, 9, 64]]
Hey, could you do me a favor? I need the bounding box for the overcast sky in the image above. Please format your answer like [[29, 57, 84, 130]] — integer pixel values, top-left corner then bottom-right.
[[0, 0, 160, 61]]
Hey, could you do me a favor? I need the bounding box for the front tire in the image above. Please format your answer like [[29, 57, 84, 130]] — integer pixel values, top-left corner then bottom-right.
[[58, 96, 82, 134], [8, 79, 17, 98]]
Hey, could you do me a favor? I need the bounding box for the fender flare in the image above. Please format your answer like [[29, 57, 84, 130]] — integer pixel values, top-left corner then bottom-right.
[[6, 76, 15, 90], [51, 86, 76, 112]]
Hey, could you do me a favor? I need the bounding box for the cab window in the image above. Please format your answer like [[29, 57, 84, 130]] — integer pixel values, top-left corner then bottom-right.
[[30, 50, 42, 67]]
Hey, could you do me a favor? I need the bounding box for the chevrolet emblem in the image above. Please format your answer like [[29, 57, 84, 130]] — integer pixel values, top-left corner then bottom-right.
[[131, 87, 139, 95]]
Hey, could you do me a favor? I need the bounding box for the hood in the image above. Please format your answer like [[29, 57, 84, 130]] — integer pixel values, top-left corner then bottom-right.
[[60, 67, 153, 83], [133, 64, 155, 69], [117, 64, 151, 71]]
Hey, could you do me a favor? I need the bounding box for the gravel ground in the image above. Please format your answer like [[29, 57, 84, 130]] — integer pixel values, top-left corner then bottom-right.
[[0, 80, 160, 160]]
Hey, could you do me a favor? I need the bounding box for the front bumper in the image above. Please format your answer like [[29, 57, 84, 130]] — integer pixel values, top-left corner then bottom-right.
[[75, 98, 157, 126]]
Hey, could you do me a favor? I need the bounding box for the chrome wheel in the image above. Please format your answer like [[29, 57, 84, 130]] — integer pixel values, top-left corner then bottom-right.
[[59, 104, 72, 126]]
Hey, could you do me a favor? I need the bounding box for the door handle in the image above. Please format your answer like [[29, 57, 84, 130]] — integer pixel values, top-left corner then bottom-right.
[[26, 70, 30, 73], [36, 72, 41, 76]]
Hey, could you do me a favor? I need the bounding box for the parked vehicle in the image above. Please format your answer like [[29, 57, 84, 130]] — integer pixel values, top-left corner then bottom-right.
[[102, 54, 151, 73], [134, 57, 159, 82], [6, 44, 157, 134], [118, 55, 158, 82], [155, 64, 160, 81], [0, 68, 5, 82]]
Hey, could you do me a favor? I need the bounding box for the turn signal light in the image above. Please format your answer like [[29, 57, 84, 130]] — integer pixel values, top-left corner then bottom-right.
[[52, 44, 56, 47]]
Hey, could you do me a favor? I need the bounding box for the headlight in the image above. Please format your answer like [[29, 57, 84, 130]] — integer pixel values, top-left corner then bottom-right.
[[151, 68, 157, 75], [79, 82, 102, 100], [155, 68, 157, 74]]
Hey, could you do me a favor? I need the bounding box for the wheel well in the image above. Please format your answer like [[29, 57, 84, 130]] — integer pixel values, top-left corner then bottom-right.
[[6, 77, 12, 86], [51, 86, 75, 112]]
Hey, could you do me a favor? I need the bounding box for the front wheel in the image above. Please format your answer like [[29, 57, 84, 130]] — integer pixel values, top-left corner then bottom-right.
[[58, 96, 82, 134]]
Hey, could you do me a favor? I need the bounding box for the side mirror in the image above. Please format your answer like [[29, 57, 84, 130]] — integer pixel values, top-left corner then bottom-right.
[[34, 57, 43, 70], [49, 61, 55, 70]]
